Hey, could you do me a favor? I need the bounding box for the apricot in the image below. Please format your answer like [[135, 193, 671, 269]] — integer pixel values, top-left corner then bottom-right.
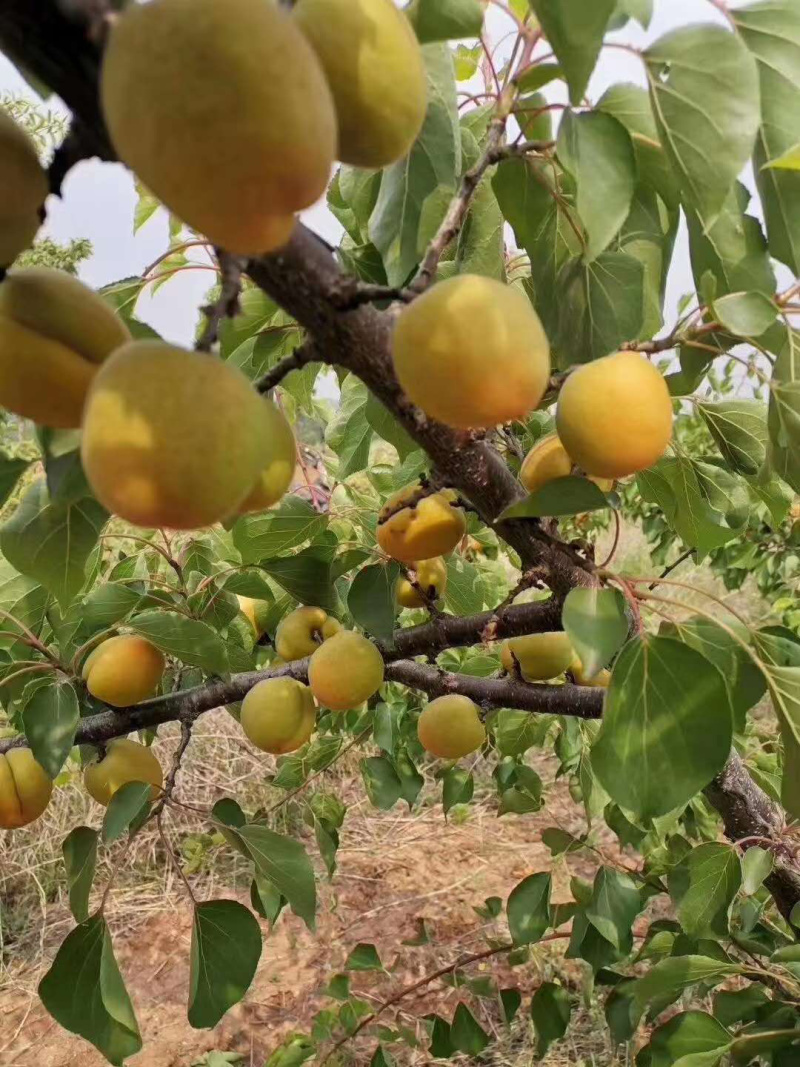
[[417, 695, 486, 759], [241, 677, 316, 755], [377, 483, 466, 564], [294, 0, 426, 168], [392, 275, 551, 429], [556, 352, 673, 479], [396, 556, 448, 608], [275, 606, 342, 662], [101, 0, 335, 255], [81, 341, 273, 529], [570, 659, 611, 688], [0, 749, 53, 829], [520, 433, 614, 494], [237, 400, 297, 514], [83, 738, 163, 806], [0, 109, 48, 268], [308, 631, 384, 710], [501, 633, 574, 681], [0, 267, 130, 428], [238, 596, 270, 639], [82, 635, 165, 707]]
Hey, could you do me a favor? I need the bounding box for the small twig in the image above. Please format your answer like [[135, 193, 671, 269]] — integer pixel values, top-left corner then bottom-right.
[[158, 812, 196, 904], [153, 720, 192, 818], [256, 340, 319, 393], [195, 249, 244, 352], [599, 511, 621, 569], [649, 547, 695, 590]]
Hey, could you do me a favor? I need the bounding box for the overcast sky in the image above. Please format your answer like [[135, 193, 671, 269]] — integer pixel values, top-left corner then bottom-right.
[[0, 0, 726, 347]]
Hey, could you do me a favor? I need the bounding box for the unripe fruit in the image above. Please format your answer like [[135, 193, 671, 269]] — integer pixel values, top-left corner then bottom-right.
[[308, 631, 384, 710], [501, 633, 574, 681], [241, 677, 316, 755], [0, 749, 52, 829], [392, 275, 551, 429], [396, 556, 448, 608], [81, 341, 273, 529], [82, 635, 166, 707], [294, 0, 426, 168], [0, 109, 47, 268], [84, 738, 163, 806], [101, 0, 336, 255], [417, 695, 486, 759], [0, 268, 130, 428], [238, 596, 269, 639], [520, 433, 614, 495], [275, 606, 342, 662], [556, 352, 673, 479], [237, 400, 297, 514], [377, 484, 466, 564]]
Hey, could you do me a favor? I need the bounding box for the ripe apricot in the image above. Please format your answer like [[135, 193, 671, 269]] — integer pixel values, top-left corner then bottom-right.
[[275, 606, 342, 662], [501, 633, 574, 681], [0, 268, 130, 428], [570, 659, 611, 688], [81, 341, 273, 529], [0, 109, 47, 269], [520, 433, 614, 495], [556, 352, 673, 479], [101, 0, 335, 255], [294, 0, 426, 168], [83, 738, 163, 806], [82, 635, 165, 707], [417, 695, 486, 759], [396, 557, 448, 608], [237, 596, 270, 639], [308, 631, 384, 710], [0, 749, 52, 829], [392, 275, 551, 429], [241, 677, 316, 755], [377, 483, 466, 564], [237, 400, 297, 514]]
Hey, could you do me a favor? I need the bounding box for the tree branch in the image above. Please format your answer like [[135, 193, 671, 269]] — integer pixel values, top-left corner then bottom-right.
[[255, 339, 319, 393], [195, 250, 244, 353]]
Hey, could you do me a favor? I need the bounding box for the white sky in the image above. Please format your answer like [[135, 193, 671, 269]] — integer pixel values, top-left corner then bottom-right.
[[0, 0, 725, 347]]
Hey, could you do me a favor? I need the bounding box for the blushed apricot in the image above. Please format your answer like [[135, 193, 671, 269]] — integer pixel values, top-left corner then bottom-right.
[[83, 738, 163, 806], [308, 631, 384, 710], [82, 635, 165, 707], [417, 695, 486, 759], [275, 607, 342, 662], [241, 677, 316, 755], [501, 633, 574, 681], [396, 556, 448, 608], [0, 749, 52, 829], [377, 483, 466, 564]]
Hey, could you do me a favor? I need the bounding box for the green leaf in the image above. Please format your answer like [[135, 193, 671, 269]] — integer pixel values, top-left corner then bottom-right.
[[713, 292, 776, 338], [232, 497, 327, 564], [507, 872, 551, 946], [79, 582, 145, 629], [0, 453, 30, 509], [631, 956, 741, 1012], [365, 392, 417, 462], [614, 183, 679, 339], [767, 330, 800, 493], [455, 178, 506, 280], [764, 141, 800, 171], [597, 83, 679, 208], [451, 1003, 489, 1055], [614, 0, 652, 29], [345, 943, 383, 972], [0, 557, 48, 650], [592, 635, 732, 819], [699, 400, 768, 477], [22, 678, 79, 778], [361, 756, 402, 810], [250, 874, 286, 925], [530, 982, 571, 1058], [493, 709, 551, 757], [442, 766, 474, 814], [443, 556, 485, 616], [528, 0, 616, 106], [586, 868, 642, 953], [562, 587, 627, 680], [499, 476, 610, 519], [260, 545, 338, 614], [325, 973, 350, 1000], [0, 478, 108, 606], [395, 749, 423, 808], [102, 781, 152, 844], [236, 825, 317, 930], [742, 846, 774, 896], [188, 900, 262, 1029], [62, 826, 98, 923], [644, 26, 760, 229], [325, 375, 373, 479], [407, 0, 484, 43], [668, 844, 742, 941], [641, 1011, 732, 1067], [348, 563, 401, 642], [131, 610, 230, 674], [516, 63, 563, 93], [369, 1046, 395, 1067], [39, 914, 142, 1065], [500, 988, 521, 1024], [557, 110, 636, 262]]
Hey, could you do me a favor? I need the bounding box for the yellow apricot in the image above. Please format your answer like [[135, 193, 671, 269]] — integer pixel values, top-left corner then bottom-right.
[[0, 109, 47, 268], [556, 352, 673, 479], [237, 400, 297, 514], [101, 0, 336, 255], [308, 630, 384, 710], [294, 0, 426, 168], [396, 556, 448, 608], [0, 268, 130, 428], [417, 695, 486, 759], [237, 596, 270, 639], [240, 677, 316, 755], [377, 484, 466, 564], [501, 633, 574, 681], [82, 635, 165, 707], [0, 749, 53, 829], [570, 659, 611, 688], [520, 433, 614, 495], [275, 606, 342, 662], [81, 341, 273, 529], [392, 275, 551, 429], [83, 738, 163, 806]]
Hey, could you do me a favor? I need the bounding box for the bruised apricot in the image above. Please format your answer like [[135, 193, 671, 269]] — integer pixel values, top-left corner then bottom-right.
[[241, 677, 316, 755], [392, 275, 551, 429], [84, 738, 163, 806], [520, 433, 614, 494], [396, 557, 448, 608], [417, 695, 486, 759], [82, 635, 165, 707], [275, 607, 342, 662], [0, 109, 47, 268], [237, 400, 297, 514], [556, 352, 673, 479], [0, 749, 52, 829], [501, 633, 574, 681], [377, 484, 465, 564], [308, 631, 384, 710]]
